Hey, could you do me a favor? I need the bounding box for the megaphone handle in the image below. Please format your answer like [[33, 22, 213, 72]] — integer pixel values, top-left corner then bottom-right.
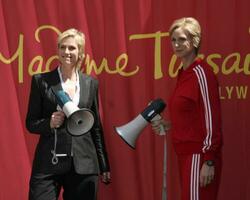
[[158, 124, 166, 135], [51, 129, 59, 165]]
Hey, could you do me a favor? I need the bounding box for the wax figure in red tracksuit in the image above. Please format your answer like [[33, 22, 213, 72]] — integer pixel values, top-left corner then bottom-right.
[[152, 17, 222, 200]]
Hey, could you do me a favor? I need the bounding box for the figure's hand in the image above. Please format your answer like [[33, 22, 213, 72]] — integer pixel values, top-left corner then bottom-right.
[[151, 116, 171, 135], [50, 111, 65, 128], [200, 162, 215, 187], [101, 172, 111, 185]]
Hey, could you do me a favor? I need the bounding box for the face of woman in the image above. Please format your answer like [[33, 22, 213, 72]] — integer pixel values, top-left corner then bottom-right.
[[58, 36, 79, 68], [171, 27, 195, 59]]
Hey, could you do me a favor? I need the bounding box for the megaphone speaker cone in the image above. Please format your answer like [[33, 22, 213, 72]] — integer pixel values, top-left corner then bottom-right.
[[67, 108, 95, 136], [114, 98, 167, 149], [114, 115, 148, 149]]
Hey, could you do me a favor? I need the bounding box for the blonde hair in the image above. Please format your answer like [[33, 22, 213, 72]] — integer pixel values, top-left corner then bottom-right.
[[169, 17, 201, 54], [57, 28, 85, 68]]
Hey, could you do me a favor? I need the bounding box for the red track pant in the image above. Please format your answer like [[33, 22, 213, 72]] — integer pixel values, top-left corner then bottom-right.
[[177, 153, 221, 200]]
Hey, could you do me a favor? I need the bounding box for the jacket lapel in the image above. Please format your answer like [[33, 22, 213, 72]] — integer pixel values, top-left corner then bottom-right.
[[78, 72, 92, 108], [49, 68, 63, 106]]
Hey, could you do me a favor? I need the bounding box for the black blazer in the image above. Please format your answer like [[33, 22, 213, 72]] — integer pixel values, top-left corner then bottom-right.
[[26, 68, 110, 175]]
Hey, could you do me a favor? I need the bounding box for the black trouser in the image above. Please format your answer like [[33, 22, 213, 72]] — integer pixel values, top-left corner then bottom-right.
[[29, 166, 98, 200]]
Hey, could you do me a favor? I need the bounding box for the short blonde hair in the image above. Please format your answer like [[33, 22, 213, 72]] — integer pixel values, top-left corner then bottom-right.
[[57, 28, 85, 68], [169, 17, 201, 54]]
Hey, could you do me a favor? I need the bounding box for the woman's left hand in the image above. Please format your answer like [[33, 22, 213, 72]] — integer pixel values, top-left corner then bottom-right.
[[101, 172, 111, 184], [199, 162, 215, 187]]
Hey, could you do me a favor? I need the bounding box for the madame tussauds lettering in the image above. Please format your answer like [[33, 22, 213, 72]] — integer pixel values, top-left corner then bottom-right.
[[0, 25, 250, 84]]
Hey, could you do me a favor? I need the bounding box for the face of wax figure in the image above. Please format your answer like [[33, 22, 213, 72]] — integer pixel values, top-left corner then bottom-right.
[[169, 18, 201, 68], [58, 36, 80, 69], [170, 27, 196, 59]]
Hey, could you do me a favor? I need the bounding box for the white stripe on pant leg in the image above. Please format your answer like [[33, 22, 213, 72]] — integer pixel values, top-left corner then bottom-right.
[[196, 155, 200, 200], [191, 154, 200, 200], [194, 155, 198, 200], [194, 154, 198, 200], [191, 155, 194, 200]]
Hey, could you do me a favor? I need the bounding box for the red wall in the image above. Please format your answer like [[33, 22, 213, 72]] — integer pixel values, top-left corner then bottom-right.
[[0, 0, 249, 199]]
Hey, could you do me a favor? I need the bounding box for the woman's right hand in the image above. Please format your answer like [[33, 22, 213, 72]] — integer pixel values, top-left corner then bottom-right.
[[151, 117, 171, 135], [50, 111, 65, 129]]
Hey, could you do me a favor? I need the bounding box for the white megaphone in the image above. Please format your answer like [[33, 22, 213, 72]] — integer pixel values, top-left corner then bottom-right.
[[53, 90, 95, 136], [114, 98, 166, 149]]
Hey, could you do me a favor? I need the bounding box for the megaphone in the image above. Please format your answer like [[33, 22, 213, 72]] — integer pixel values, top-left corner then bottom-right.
[[53, 90, 95, 136], [114, 98, 166, 149]]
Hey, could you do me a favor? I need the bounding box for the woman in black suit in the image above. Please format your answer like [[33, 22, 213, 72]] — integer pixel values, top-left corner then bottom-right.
[[26, 28, 111, 200]]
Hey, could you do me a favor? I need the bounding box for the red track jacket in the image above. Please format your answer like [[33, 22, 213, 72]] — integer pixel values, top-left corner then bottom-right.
[[169, 59, 222, 161]]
